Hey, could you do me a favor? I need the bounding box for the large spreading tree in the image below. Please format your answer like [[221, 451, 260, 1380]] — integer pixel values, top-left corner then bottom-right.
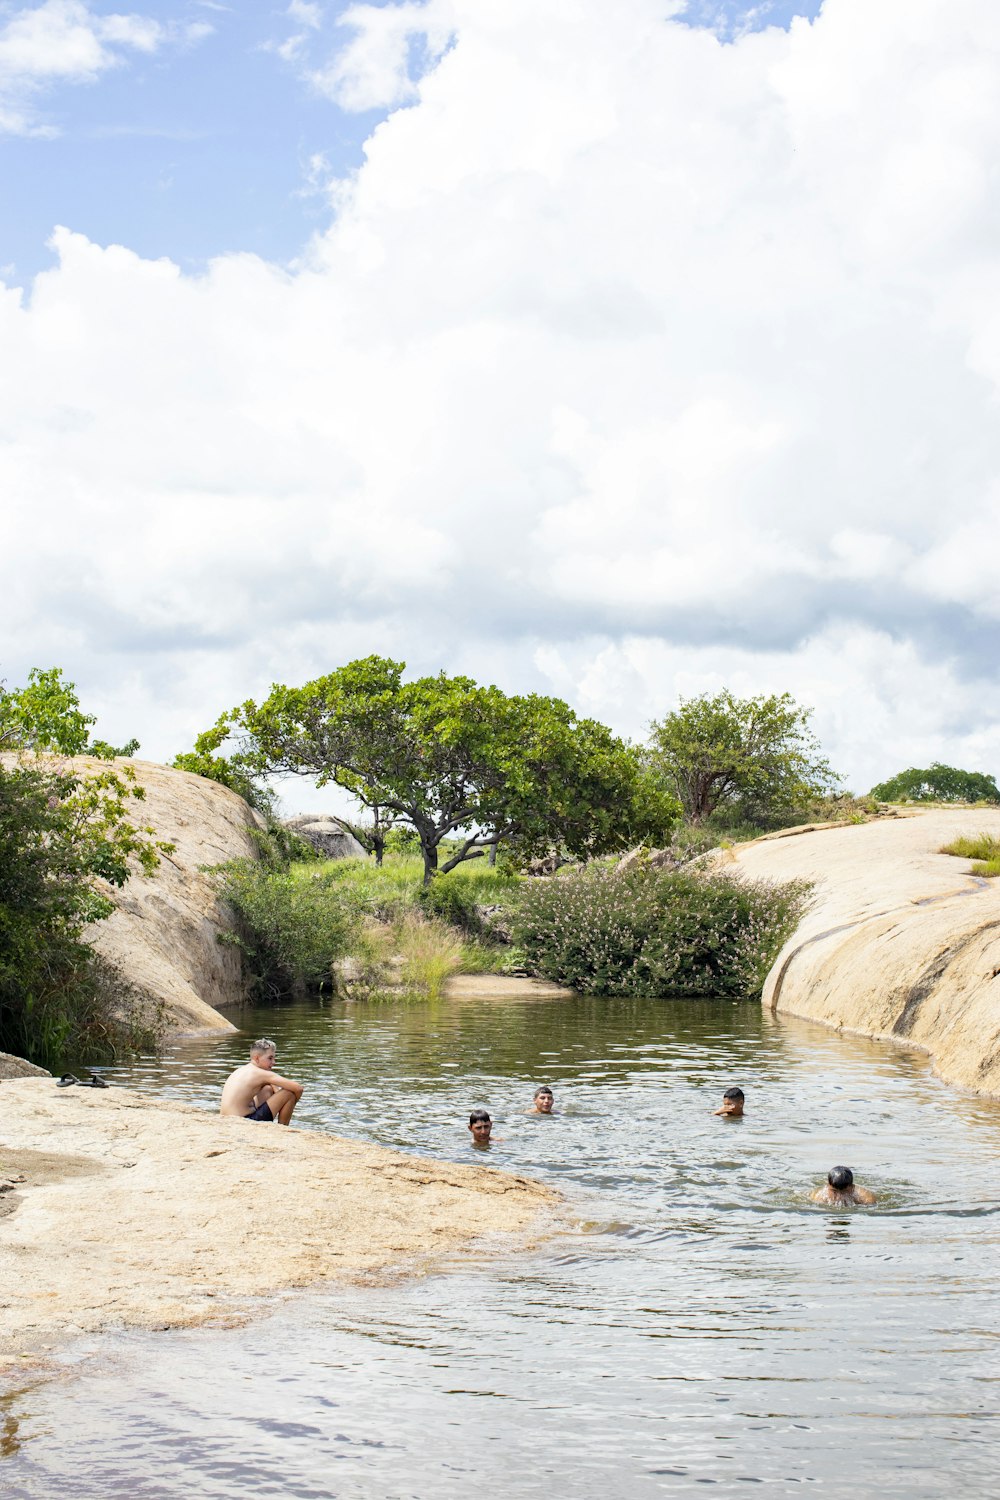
[[870, 763, 1000, 804], [195, 655, 679, 883], [646, 689, 840, 826]]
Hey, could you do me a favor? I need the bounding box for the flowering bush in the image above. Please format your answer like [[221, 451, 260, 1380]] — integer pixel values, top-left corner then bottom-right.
[[513, 865, 810, 998]]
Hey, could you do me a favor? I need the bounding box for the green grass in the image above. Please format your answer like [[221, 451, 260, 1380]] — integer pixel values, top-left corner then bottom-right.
[[220, 852, 519, 1000], [940, 833, 1000, 877]]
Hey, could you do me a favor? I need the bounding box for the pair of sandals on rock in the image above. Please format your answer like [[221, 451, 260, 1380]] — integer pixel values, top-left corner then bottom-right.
[[56, 1074, 110, 1089]]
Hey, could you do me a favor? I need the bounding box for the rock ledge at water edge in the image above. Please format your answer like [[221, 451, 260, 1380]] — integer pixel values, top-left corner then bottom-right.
[[0, 1078, 558, 1370], [727, 809, 1000, 1096]]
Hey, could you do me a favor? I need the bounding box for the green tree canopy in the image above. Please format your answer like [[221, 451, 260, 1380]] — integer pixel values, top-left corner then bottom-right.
[[869, 763, 1000, 804], [646, 689, 840, 826], [0, 667, 138, 759], [196, 655, 679, 883]]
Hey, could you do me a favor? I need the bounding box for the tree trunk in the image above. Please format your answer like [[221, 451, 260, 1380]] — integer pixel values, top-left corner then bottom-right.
[[422, 841, 438, 886], [488, 839, 498, 867]]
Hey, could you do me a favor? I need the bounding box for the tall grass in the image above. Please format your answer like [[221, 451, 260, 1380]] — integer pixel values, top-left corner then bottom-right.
[[940, 833, 1000, 878], [396, 914, 465, 998]]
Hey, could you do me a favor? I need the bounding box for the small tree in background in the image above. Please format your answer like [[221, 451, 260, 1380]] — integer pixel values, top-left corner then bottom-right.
[[194, 655, 680, 884], [0, 668, 171, 1064], [870, 763, 1000, 804], [646, 689, 840, 827]]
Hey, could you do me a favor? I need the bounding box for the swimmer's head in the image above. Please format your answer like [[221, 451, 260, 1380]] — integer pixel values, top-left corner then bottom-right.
[[723, 1088, 744, 1103], [716, 1086, 745, 1115], [250, 1038, 276, 1067], [533, 1086, 554, 1113], [828, 1165, 854, 1191], [468, 1109, 493, 1143]]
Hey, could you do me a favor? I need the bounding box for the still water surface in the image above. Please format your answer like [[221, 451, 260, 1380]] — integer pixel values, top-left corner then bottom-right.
[[4, 992, 1000, 1498]]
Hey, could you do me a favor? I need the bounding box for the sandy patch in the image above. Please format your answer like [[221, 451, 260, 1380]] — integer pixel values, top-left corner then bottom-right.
[[0, 1077, 558, 1372], [444, 975, 575, 1001]]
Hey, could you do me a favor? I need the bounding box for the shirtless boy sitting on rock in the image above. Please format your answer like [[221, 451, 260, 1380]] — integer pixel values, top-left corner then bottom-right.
[[220, 1038, 303, 1125]]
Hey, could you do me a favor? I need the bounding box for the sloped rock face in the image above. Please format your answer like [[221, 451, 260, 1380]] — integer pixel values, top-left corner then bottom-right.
[[728, 810, 1000, 1096], [284, 813, 366, 860], [0, 1052, 50, 1079], [84, 760, 265, 1034]]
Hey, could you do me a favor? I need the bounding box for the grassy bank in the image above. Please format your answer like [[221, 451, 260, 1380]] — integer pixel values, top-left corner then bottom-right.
[[218, 854, 522, 1001], [218, 848, 808, 1006]]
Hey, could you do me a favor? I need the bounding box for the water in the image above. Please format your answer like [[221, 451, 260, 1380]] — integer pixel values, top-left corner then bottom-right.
[[4, 991, 1000, 1498]]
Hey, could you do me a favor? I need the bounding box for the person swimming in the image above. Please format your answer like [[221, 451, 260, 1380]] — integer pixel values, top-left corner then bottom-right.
[[811, 1165, 877, 1206], [527, 1085, 555, 1114], [468, 1108, 501, 1147], [713, 1086, 745, 1118]]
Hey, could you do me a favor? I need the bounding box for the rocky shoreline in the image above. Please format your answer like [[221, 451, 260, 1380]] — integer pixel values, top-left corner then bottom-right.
[[730, 808, 1000, 1097], [0, 1078, 557, 1376]]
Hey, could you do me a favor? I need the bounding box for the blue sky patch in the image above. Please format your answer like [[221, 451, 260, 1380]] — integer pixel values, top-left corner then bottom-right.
[[1, 0, 823, 285]]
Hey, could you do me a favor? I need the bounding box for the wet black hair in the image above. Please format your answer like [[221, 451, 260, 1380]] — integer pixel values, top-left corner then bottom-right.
[[723, 1087, 745, 1101], [469, 1109, 492, 1126], [828, 1165, 854, 1190]]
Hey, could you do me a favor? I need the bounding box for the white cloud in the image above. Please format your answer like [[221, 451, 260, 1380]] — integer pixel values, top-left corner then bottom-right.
[[288, 0, 322, 30], [0, 0, 209, 134], [4, 0, 1000, 793], [269, 0, 323, 65], [309, 0, 455, 111]]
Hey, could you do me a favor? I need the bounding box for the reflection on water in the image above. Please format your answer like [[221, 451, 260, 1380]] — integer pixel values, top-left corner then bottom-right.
[[5, 993, 1000, 1498]]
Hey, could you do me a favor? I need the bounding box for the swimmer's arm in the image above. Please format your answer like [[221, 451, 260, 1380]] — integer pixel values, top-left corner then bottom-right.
[[855, 1187, 877, 1204]]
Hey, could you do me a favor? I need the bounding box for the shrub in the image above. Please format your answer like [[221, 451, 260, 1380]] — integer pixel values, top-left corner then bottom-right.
[[217, 860, 356, 997], [417, 867, 519, 935], [0, 758, 169, 1067], [310, 854, 424, 925], [513, 865, 809, 999]]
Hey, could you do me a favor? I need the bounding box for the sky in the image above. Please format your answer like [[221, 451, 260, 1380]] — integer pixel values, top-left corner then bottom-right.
[[2, 0, 998, 808]]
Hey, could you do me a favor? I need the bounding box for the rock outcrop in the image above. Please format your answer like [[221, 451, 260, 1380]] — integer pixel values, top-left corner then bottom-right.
[[83, 759, 265, 1035], [0, 1052, 50, 1080], [727, 809, 1000, 1096], [284, 813, 367, 860], [0, 1078, 557, 1360]]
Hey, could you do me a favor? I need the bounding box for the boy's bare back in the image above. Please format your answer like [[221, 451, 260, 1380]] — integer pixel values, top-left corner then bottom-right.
[[220, 1062, 276, 1117]]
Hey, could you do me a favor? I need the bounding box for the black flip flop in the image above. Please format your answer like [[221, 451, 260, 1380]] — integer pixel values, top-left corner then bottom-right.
[[83, 1076, 110, 1088], [56, 1075, 80, 1088]]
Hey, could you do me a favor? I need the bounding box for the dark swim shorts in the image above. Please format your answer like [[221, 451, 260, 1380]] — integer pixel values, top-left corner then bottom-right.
[[245, 1099, 274, 1122]]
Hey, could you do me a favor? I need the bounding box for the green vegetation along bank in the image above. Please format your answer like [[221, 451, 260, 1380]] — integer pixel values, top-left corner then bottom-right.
[[219, 849, 807, 1008]]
